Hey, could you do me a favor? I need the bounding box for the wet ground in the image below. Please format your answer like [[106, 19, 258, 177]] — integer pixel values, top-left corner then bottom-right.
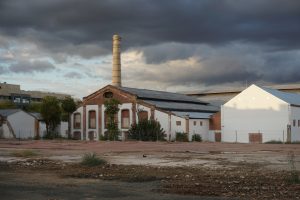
[[0, 140, 299, 199]]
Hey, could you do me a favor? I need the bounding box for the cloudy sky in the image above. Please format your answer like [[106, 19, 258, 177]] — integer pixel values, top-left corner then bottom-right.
[[0, 0, 300, 98]]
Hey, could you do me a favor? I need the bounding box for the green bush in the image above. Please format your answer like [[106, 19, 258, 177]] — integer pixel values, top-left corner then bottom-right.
[[43, 131, 62, 139], [128, 119, 165, 141], [264, 140, 283, 144], [81, 153, 107, 167], [192, 134, 202, 142], [176, 132, 188, 142]]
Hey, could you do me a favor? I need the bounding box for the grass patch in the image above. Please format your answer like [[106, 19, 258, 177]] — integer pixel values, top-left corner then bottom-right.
[[11, 150, 38, 157], [264, 140, 283, 144], [81, 153, 107, 167]]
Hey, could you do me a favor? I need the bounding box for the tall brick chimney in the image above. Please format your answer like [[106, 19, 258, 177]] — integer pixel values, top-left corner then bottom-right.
[[112, 34, 121, 87]]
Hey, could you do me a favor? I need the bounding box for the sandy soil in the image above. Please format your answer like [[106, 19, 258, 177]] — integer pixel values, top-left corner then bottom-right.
[[0, 140, 299, 199]]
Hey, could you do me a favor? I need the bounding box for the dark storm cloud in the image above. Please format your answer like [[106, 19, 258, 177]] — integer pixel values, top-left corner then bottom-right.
[[64, 71, 84, 79], [0, 0, 300, 87], [0, 0, 299, 52], [9, 60, 55, 73]]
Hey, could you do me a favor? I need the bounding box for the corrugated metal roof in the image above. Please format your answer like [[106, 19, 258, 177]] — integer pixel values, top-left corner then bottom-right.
[[261, 86, 300, 106], [143, 100, 219, 112], [0, 109, 22, 117], [119, 87, 208, 104], [172, 111, 213, 119]]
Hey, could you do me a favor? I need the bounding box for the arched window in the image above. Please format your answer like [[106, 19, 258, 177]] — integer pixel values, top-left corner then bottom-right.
[[73, 113, 81, 129], [121, 109, 130, 128], [138, 111, 148, 121], [88, 110, 96, 129]]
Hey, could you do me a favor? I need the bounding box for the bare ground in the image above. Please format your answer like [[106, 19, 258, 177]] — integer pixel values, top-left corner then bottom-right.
[[0, 140, 299, 199]]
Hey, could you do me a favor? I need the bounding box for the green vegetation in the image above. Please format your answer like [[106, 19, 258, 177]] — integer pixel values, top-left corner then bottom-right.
[[104, 98, 121, 141], [0, 101, 17, 109], [11, 150, 38, 157], [128, 119, 165, 141], [192, 134, 202, 142], [61, 96, 77, 138], [264, 140, 283, 144], [41, 96, 62, 137], [81, 153, 107, 167], [176, 132, 188, 142], [24, 102, 42, 113]]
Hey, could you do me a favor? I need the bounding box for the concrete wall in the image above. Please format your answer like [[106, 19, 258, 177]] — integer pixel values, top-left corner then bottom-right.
[[189, 119, 209, 141], [154, 110, 170, 139], [171, 115, 186, 141], [222, 85, 290, 143], [8, 111, 35, 139], [290, 106, 300, 142]]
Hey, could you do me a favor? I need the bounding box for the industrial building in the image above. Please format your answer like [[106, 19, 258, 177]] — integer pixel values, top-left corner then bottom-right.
[[71, 35, 221, 141], [0, 82, 71, 107], [221, 84, 300, 143]]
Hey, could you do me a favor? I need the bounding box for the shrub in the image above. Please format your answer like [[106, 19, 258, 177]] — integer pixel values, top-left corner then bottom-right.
[[176, 132, 188, 142], [264, 140, 283, 144], [81, 153, 107, 167], [128, 119, 165, 141], [192, 134, 202, 142], [12, 150, 38, 157], [43, 131, 62, 139]]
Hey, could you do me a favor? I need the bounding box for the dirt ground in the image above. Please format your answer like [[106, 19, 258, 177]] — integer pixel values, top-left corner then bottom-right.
[[0, 140, 299, 200]]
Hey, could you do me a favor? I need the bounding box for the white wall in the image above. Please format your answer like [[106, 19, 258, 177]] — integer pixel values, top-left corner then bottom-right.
[[0, 123, 13, 138], [59, 121, 68, 138], [290, 106, 300, 142], [222, 85, 290, 143], [8, 111, 35, 139], [155, 110, 170, 140], [171, 115, 186, 141], [71, 106, 83, 139], [189, 119, 209, 141]]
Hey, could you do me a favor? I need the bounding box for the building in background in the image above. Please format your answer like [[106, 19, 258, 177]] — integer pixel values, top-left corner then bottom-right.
[[221, 84, 300, 143], [185, 84, 300, 106], [0, 82, 71, 107]]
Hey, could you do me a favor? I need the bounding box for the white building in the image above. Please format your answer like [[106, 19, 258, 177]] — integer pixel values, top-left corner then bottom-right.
[[71, 85, 220, 141], [0, 109, 37, 139], [222, 84, 300, 143]]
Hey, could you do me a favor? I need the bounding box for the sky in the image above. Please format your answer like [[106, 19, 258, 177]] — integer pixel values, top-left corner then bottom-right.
[[0, 0, 300, 98]]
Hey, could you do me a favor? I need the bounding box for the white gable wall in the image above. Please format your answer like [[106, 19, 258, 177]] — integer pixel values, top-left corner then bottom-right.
[[222, 85, 290, 143], [290, 106, 300, 142], [8, 111, 35, 139]]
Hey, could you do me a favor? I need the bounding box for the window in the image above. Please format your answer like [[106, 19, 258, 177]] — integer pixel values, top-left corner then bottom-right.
[[73, 113, 81, 129], [200, 121, 203, 126], [103, 91, 113, 98], [293, 120, 296, 127], [176, 121, 181, 126], [193, 121, 196, 126], [138, 111, 148, 121], [121, 109, 130, 128], [298, 120, 300, 127], [88, 110, 96, 129]]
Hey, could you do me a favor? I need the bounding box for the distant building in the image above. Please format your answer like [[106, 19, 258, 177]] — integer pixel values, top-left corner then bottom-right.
[[185, 84, 300, 106], [0, 82, 71, 107], [222, 84, 300, 143]]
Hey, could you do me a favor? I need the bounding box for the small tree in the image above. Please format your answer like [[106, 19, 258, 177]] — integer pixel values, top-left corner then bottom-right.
[[61, 96, 77, 138], [0, 101, 17, 109], [41, 96, 61, 138], [104, 98, 120, 140]]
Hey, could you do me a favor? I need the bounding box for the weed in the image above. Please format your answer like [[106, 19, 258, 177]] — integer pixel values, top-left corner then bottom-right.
[[81, 153, 107, 167], [11, 150, 38, 157]]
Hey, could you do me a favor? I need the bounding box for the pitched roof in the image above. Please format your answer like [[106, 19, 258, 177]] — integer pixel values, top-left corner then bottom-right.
[[119, 86, 208, 105], [0, 109, 22, 117], [260, 86, 300, 106], [144, 100, 219, 112]]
